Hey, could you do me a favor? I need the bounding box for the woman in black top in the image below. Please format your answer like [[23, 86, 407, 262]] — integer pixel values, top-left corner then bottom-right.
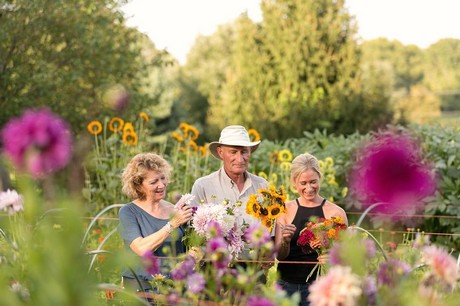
[[275, 153, 348, 306]]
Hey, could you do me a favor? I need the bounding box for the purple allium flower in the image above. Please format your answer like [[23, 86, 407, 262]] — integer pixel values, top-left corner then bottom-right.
[[142, 251, 160, 275], [1, 108, 72, 178], [187, 272, 205, 294], [247, 295, 276, 306], [376, 258, 410, 287], [349, 130, 436, 217], [0, 189, 24, 215], [244, 223, 271, 248]]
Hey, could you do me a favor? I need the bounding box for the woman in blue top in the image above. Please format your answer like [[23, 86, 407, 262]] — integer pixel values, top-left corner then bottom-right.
[[118, 152, 193, 293], [275, 153, 348, 306]]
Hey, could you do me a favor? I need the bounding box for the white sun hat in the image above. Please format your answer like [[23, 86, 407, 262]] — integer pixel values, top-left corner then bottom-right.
[[208, 125, 261, 160]]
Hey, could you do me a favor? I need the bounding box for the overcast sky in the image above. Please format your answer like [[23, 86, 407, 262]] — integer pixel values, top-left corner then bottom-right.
[[122, 0, 460, 64]]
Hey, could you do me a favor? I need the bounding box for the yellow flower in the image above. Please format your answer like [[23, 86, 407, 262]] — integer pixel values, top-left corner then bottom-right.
[[199, 145, 208, 157], [327, 228, 337, 239], [258, 171, 268, 180], [187, 124, 199, 140], [247, 128, 261, 142], [325, 157, 334, 169], [318, 160, 325, 173], [280, 162, 291, 172], [246, 195, 261, 218], [122, 132, 138, 145], [139, 112, 149, 122], [123, 122, 135, 134], [187, 140, 198, 152], [268, 203, 285, 219], [109, 117, 124, 132], [269, 151, 280, 165], [269, 173, 278, 185], [278, 149, 293, 162], [262, 216, 274, 232], [341, 187, 348, 198], [171, 132, 184, 142], [87, 121, 102, 135], [179, 122, 190, 136]]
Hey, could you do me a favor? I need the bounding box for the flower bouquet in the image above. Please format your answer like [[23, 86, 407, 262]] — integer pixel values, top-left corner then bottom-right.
[[184, 199, 246, 259], [297, 216, 347, 281], [246, 185, 287, 232]]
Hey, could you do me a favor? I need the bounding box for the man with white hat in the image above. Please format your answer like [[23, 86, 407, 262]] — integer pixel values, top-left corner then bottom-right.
[[190, 125, 269, 226]]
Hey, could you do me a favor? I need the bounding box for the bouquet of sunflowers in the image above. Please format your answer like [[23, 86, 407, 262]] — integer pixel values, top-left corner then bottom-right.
[[246, 185, 287, 232]]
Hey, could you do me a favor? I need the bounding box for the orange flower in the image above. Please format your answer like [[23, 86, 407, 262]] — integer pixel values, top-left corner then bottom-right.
[[87, 121, 102, 135], [109, 117, 124, 132], [123, 132, 138, 145], [248, 128, 260, 142], [139, 112, 149, 122]]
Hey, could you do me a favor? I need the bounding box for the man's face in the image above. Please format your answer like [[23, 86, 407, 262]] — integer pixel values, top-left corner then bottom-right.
[[217, 145, 251, 176]]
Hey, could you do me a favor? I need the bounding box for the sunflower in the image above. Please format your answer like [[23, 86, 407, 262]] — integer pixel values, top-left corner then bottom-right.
[[247, 128, 261, 142], [122, 132, 138, 145], [179, 122, 190, 136], [269, 151, 280, 165], [171, 132, 184, 142], [187, 140, 198, 152], [258, 171, 268, 180], [123, 122, 135, 134], [187, 125, 199, 140], [199, 145, 208, 157], [278, 149, 293, 162], [139, 112, 149, 122], [87, 121, 102, 135], [280, 162, 291, 172], [268, 203, 285, 219], [109, 117, 124, 132], [246, 195, 261, 218], [262, 217, 274, 232]]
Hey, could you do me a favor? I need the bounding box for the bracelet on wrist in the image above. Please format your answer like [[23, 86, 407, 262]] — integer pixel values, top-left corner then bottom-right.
[[164, 221, 174, 234]]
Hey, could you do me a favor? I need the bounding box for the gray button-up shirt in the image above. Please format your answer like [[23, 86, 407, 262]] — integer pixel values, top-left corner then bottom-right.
[[190, 168, 269, 226]]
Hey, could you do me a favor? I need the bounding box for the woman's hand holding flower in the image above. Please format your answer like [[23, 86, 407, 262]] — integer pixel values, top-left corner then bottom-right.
[[171, 204, 193, 227]]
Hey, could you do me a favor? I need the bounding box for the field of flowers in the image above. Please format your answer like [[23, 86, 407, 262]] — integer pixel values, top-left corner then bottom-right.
[[0, 108, 459, 305]]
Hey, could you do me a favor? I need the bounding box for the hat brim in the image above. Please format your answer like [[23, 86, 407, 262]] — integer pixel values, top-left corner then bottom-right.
[[209, 141, 260, 160]]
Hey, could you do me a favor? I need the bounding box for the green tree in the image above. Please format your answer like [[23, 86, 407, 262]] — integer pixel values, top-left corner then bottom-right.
[[424, 39, 460, 111], [209, 0, 383, 139], [0, 0, 165, 134]]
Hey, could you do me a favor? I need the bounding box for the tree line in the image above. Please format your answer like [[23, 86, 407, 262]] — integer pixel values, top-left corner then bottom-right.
[[1, 0, 459, 143]]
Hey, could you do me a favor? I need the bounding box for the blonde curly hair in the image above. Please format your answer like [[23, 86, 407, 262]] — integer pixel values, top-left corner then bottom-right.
[[121, 153, 172, 200]]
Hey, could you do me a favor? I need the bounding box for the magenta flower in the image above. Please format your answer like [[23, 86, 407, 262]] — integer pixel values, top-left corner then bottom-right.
[[171, 255, 196, 281], [1, 108, 72, 178], [142, 251, 160, 275], [349, 130, 436, 216], [247, 295, 276, 306]]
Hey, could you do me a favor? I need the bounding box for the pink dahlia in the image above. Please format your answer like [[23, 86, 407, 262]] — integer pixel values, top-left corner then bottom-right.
[[349, 130, 436, 216], [1, 108, 72, 178], [422, 245, 458, 287]]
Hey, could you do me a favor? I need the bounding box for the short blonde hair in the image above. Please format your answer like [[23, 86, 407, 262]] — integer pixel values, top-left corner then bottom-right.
[[121, 153, 172, 200], [290, 153, 322, 184]]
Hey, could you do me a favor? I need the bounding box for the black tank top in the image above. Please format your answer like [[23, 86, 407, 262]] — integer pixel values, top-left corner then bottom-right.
[[277, 198, 326, 284]]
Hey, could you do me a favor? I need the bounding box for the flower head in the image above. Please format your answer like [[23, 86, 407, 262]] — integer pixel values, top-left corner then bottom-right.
[[1, 108, 72, 178], [0, 189, 24, 214], [187, 272, 205, 294], [422, 245, 458, 287], [376, 258, 410, 287], [247, 295, 276, 306], [142, 251, 160, 276], [308, 265, 362, 306], [349, 130, 437, 217]]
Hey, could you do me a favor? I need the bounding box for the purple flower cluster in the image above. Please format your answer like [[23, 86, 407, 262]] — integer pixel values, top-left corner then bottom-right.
[[1, 108, 72, 178], [142, 251, 160, 276], [349, 130, 436, 217]]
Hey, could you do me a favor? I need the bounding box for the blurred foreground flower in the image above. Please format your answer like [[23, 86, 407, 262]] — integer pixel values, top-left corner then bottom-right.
[[0, 189, 24, 214], [349, 129, 437, 217], [1, 108, 72, 178]]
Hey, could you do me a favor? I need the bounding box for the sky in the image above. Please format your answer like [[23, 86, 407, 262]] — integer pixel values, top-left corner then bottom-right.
[[121, 0, 460, 64]]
